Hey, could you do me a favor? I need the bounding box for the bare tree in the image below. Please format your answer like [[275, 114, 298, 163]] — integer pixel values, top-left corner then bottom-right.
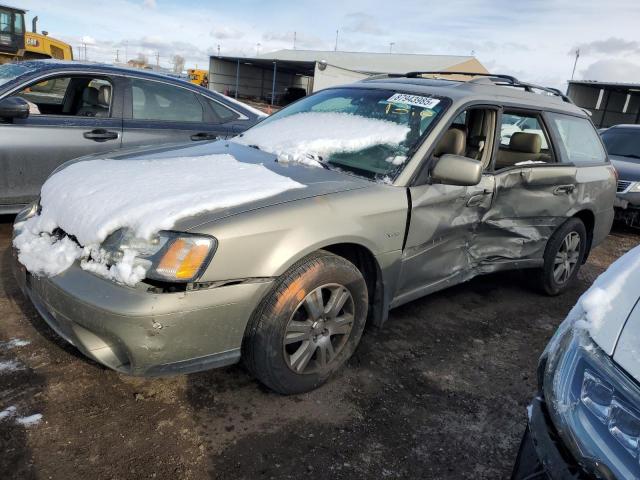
[[172, 54, 185, 73]]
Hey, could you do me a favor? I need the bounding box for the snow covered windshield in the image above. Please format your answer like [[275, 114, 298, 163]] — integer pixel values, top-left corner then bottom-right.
[[235, 88, 449, 179], [0, 63, 36, 87]]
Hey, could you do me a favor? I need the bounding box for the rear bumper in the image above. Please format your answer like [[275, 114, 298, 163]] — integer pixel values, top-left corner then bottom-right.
[[512, 397, 584, 480], [12, 249, 272, 376]]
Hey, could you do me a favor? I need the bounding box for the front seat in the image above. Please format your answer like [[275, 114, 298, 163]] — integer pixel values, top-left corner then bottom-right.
[[76, 87, 108, 117], [496, 132, 543, 169], [433, 128, 466, 157], [97, 85, 111, 113]]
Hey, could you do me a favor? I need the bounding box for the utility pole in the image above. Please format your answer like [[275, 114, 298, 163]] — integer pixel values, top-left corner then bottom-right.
[[217, 44, 220, 56], [124, 41, 128, 63], [389, 42, 395, 54], [334, 30, 339, 51], [115, 49, 120, 63], [571, 49, 580, 80], [156, 51, 160, 67], [293, 31, 297, 50], [256, 42, 261, 56]]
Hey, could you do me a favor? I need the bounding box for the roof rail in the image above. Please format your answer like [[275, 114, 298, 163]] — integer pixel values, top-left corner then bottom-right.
[[401, 71, 573, 104]]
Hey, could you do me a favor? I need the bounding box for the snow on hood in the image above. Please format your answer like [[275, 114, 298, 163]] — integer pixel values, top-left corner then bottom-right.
[[570, 244, 640, 355], [13, 154, 304, 285], [233, 112, 410, 166]]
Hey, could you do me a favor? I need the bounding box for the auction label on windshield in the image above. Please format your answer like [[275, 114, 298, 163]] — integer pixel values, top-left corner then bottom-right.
[[387, 93, 440, 109]]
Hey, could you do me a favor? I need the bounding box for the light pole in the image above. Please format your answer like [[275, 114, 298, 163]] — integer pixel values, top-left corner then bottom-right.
[[571, 49, 580, 80], [217, 44, 220, 56], [389, 42, 395, 54], [256, 42, 261, 56]]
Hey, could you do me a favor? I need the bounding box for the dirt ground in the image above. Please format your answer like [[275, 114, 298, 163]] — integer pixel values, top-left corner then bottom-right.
[[0, 217, 637, 480]]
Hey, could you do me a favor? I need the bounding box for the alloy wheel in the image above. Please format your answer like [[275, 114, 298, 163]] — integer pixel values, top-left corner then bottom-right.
[[283, 283, 355, 374], [553, 231, 581, 284]]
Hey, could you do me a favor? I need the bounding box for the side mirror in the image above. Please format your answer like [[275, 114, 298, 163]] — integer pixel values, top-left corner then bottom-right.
[[431, 154, 482, 186], [0, 97, 30, 121]]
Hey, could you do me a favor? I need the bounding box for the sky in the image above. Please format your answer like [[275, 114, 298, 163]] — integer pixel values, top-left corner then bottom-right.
[[19, 0, 640, 89]]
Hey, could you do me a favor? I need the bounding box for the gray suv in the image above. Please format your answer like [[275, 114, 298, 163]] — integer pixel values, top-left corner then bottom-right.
[[12, 72, 616, 394]]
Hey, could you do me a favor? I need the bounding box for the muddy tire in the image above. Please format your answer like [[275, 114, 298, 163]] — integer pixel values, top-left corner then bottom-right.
[[243, 251, 368, 395], [538, 218, 587, 296]]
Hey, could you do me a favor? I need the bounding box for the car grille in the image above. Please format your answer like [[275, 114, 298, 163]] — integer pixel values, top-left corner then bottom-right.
[[617, 180, 632, 193]]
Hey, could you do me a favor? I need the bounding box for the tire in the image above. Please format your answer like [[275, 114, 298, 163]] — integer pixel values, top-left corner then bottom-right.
[[538, 217, 587, 296], [243, 250, 368, 394]]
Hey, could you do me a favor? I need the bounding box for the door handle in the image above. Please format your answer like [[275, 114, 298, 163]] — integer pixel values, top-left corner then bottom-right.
[[553, 184, 575, 195], [191, 132, 219, 141], [83, 129, 119, 142], [466, 189, 492, 207]]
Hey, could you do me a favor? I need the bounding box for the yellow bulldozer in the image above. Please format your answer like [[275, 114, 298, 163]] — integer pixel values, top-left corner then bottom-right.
[[0, 4, 73, 64]]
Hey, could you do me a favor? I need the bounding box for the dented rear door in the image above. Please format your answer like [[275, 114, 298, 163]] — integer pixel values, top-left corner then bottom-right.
[[473, 165, 579, 267]]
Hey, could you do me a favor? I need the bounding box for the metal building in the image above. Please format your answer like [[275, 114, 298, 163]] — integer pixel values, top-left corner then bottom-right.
[[208, 49, 487, 105], [567, 80, 640, 128]]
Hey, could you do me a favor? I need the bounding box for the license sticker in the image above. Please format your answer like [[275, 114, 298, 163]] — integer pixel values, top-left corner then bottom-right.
[[386, 93, 440, 109]]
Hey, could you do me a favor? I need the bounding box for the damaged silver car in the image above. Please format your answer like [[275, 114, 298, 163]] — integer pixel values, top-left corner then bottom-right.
[[13, 72, 616, 394]]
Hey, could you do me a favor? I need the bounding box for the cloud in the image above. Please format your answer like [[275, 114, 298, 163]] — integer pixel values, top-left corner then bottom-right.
[[211, 26, 244, 40], [570, 37, 640, 56], [142, 0, 156, 8], [343, 12, 384, 35], [81, 35, 96, 45], [580, 59, 640, 82]]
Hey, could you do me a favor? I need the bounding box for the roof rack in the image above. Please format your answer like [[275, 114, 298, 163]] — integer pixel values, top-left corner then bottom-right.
[[400, 71, 573, 104]]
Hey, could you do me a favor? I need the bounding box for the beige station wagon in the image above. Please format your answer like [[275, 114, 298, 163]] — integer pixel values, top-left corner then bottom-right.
[[13, 72, 616, 394]]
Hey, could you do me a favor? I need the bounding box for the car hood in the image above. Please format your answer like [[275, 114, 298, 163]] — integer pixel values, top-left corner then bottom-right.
[[610, 155, 640, 181], [63, 140, 373, 232], [613, 302, 640, 383]]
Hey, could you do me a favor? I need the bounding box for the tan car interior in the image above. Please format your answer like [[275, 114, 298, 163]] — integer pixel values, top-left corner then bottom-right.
[[433, 108, 497, 169]]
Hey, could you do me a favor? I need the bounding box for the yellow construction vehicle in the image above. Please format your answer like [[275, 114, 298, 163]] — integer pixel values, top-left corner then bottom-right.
[[188, 68, 209, 87], [0, 4, 73, 64]]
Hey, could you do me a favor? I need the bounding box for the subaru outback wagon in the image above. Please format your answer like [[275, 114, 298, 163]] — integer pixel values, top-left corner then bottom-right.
[[13, 72, 616, 394]]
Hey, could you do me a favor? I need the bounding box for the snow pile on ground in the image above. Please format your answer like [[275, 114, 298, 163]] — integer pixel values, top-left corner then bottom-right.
[[0, 406, 16, 420], [235, 112, 410, 165], [0, 359, 24, 372], [16, 413, 43, 426], [572, 245, 640, 336], [14, 154, 304, 285], [0, 339, 31, 350]]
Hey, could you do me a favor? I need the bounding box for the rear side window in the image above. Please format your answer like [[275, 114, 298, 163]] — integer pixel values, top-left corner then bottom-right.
[[131, 79, 204, 122], [549, 113, 606, 164]]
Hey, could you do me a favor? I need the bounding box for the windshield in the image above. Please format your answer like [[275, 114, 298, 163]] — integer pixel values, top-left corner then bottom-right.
[[602, 129, 640, 161], [0, 63, 35, 87], [234, 87, 449, 180]]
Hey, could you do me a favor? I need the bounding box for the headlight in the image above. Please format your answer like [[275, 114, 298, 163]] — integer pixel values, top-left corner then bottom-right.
[[630, 182, 640, 193], [543, 325, 640, 479], [101, 230, 217, 283]]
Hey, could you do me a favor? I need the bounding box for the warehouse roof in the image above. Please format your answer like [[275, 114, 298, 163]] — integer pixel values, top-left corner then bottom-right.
[[252, 49, 487, 74], [568, 80, 640, 89]]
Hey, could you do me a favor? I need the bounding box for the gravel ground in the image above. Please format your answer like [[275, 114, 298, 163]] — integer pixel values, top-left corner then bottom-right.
[[0, 217, 637, 480]]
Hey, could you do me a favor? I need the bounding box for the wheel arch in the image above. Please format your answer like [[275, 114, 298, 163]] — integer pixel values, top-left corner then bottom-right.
[[572, 209, 595, 262]]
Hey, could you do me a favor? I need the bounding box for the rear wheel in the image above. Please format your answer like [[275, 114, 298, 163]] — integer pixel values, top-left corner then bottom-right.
[[538, 218, 587, 296], [243, 251, 368, 394]]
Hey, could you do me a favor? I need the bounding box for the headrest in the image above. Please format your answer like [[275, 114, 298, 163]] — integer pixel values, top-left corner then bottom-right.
[[434, 128, 466, 157], [509, 132, 541, 154], [98, 85, 111, 107], [82, 87, 99, 105]]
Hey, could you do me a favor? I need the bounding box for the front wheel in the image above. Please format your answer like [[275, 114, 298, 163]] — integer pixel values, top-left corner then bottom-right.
[[538, 217, 587, 296], [243, 251, 368, 394]]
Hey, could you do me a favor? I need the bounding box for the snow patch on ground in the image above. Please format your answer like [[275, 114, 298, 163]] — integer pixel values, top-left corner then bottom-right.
[[16, 413, 43, 427], [234, 112, 410, 165], [0, 339, 31, 350], [13, 154, 304, 286], [0, 406, 17, 420], [572, 245, 640, 336], [0, 360, 24, 372]]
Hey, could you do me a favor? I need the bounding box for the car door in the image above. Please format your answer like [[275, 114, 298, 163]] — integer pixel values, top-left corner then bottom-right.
[[0, 73, 124, 209], [392, 106, 499, 306], [120, 77, 236, 148], [478, 109, 579, 264]]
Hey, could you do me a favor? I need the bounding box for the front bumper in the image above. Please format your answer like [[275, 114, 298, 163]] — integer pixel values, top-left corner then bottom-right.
[[12, 250, 272, 376], [512, 397, 585, 480], [614, 192, 640, 227]]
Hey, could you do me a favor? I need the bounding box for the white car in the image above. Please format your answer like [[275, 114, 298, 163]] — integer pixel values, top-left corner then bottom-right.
[[512, 245, 640, 479], [501, 115, 549, 149]]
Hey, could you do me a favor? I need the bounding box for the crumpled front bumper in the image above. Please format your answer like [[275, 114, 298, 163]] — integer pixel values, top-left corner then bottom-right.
[[512, 397, 585, 480], [12, 248, 272, 376]]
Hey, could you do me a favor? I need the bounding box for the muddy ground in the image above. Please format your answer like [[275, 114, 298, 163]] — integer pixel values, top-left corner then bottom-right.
[[0, 217, 637, 480]]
